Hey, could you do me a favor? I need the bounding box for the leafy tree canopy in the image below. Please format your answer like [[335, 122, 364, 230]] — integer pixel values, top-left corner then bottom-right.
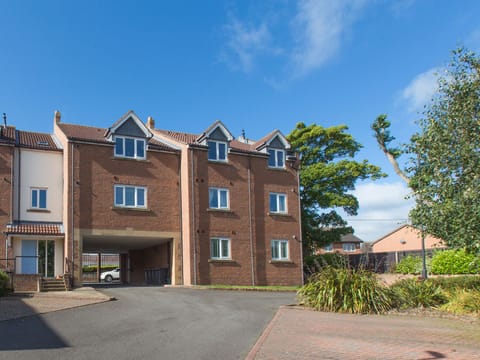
[[409, 48, 480, 254], [372, 48, 480, 254], [287, 122, 384, 254]]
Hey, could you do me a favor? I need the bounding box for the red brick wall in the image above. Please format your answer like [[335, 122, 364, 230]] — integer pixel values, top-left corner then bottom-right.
[[192, 150, 302, 286], [72, 143, 181, 232], [13, 274, 40, 292]]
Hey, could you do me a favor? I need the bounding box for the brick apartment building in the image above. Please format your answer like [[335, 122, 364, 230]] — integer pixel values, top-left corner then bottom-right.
[[1, 111, 303, 290]]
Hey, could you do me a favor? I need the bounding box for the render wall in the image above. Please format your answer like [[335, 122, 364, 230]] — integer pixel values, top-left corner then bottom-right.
[[0, 145, 13, 263]]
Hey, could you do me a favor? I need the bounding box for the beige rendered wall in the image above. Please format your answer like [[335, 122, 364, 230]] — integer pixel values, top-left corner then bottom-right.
[[371, 226, 445, 253]]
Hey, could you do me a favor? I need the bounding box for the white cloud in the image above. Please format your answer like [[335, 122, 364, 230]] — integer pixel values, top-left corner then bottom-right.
[[342, 182, 415, 242], [221, 16, 271, 73], [291, 0, 366, 76], [401, 68, 440, 112]]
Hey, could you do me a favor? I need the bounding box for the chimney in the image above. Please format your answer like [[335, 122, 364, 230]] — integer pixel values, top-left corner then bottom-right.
[[146, 116, 155, 129], [54, 110, 61, 124]]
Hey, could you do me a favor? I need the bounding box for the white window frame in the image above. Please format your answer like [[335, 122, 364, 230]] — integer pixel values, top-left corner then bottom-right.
[[114, 185, 147, 209], [268, 149, 285, 168], [269, 192, 287, 214], [207, 140, 228, 162], [114, 135, 146, 160], [31, 187, 47, 209], [208, 187, 230, 210], [210, 237, 231, 260], [324, 244, 333, 252], [271, 239, 289, 261], [342, 243, 356, 252]]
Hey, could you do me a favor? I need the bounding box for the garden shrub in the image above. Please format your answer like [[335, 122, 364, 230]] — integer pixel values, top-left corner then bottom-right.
[[440, 290, 480, 314], [304, 253, 347, 275], [390, 278, 447, 309], [297, 266, 393, 314], [395, 255, 424, 275], [0, 270, 11, 296], [428, 275, 480, 291], [430, 249, 479, 275]]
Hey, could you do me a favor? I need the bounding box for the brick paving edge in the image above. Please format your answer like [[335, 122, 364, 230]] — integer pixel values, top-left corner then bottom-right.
[[244, 306, 285, 360]]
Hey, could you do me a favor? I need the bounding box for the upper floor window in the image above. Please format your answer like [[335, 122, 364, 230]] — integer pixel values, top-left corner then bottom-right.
[[115, 136, 146, 160], [271, 239, 289, 261], [324, 244, 333, 252], [268, 149, 285, 168], [208, 141, 227, 162], [269, 193, 287, 214], [114, 185, 147, 209], [31, 188, 47, 209], [210, 237, 231, 260], [209, 187, 229, 210], [342, 243, 356, 252]]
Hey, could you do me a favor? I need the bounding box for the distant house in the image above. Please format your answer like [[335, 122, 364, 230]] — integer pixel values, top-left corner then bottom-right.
[[370, 225, 446, 255], [317, 234, 364, 255]]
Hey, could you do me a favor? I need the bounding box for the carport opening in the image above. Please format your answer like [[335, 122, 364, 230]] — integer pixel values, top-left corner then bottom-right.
[[82, 236, 172, 286]]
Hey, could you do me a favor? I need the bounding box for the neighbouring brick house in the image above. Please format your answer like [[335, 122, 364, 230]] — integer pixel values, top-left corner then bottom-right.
[[1, 110, 303, 290], [316, 234, 364, 255]]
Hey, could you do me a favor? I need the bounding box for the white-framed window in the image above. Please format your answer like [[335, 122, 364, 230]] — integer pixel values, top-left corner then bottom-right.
[[114, 136, 146, 160], [209, 187, 229, 209], [271, 240, 289, 261], [268, 149, 285, 168], [208, 140, 228, 162], [210, 237, 230, 260], [269, 193, 287, 214], [114, 185, 147, 208], [342, 243, 356, 252], [324, 244, 333, 252], [31, 188, 47, 209]]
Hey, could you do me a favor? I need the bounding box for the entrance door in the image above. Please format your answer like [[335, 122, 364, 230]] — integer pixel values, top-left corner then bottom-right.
[[38, 240, 55, 277], [21, 240, 37, 274]]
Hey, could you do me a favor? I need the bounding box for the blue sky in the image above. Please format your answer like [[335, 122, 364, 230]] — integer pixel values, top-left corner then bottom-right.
[[1, 0, 479, 241]]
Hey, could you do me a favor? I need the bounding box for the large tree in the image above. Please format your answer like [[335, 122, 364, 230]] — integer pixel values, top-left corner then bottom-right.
[[372, 48, 480, 254], [287, 122, 384, 255]]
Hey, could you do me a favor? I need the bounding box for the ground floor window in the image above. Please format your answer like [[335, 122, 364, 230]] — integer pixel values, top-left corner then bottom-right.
[[210, 238, 230, 260], [21, 239, 55, 277], [271, 240, 289, 261]]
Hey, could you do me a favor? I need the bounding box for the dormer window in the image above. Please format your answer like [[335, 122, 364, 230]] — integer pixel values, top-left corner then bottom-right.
[[268, 149, 285, 168], [208, 140, 227, 162], [115, 136, 146, 160]]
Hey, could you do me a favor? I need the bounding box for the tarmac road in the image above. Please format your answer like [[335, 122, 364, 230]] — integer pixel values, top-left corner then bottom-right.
[[0, 287, 295, 360]]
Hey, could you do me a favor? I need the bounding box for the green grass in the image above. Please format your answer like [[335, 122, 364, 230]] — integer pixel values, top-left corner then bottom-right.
[[194, 284, 300, 292]]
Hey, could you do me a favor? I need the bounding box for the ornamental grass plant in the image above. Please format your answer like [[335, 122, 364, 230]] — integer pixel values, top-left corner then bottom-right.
[[297, 266, 393, 314]]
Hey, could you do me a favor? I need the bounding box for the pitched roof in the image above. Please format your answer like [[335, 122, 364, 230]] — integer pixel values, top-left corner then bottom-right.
[[17, 130, 60, 150], [58, 123, 177, 152], [0, 126, 16, 143], [154, 129, 267, 155], [340, 233, 363, 243], [57, 123, 110, 144], [5, 222, 64, 236]]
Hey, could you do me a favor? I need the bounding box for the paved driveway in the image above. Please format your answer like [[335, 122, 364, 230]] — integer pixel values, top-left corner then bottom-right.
[[0, 287, 295, 360]]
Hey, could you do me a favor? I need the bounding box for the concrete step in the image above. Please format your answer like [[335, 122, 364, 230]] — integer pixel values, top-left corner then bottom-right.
[[41, 279, 68, 292]]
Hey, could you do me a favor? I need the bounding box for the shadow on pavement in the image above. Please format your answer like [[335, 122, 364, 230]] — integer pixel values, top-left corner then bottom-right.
[[0, 297, 69, 351]]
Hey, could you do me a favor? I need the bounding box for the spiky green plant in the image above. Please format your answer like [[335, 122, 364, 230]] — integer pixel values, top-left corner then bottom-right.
[[297, 266, 393, 314]]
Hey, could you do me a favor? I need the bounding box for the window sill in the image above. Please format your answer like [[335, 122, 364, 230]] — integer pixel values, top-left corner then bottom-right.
[[268, 212, 289, 217], [207, 208, 232, 213], [269, 260, 293, 264], [27, 209, 51, 213], [111, 157, 150, 163], [267, 166, 287, 171], [208, 259, 234, 263], [208, 160, 229, 165], [111, 206, 151, 212]]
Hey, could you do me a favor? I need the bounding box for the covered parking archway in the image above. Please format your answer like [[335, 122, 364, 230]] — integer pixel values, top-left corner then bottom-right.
[[82, 234, 174, 286]]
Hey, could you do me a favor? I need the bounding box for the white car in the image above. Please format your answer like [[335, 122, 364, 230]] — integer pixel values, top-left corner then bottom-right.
[[100, 268, 120, 282]]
